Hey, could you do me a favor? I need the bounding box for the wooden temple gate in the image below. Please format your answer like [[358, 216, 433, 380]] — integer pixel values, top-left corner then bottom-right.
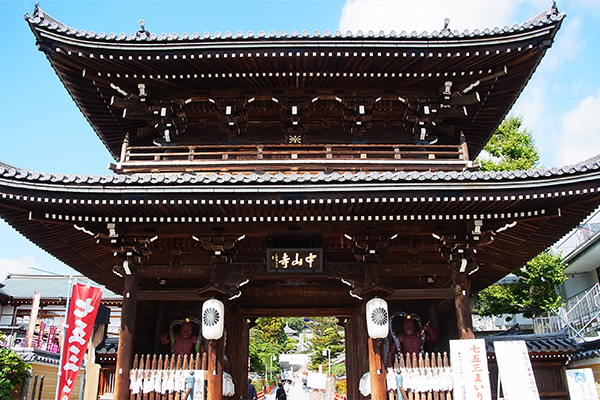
[[2, 4, 599, 400]]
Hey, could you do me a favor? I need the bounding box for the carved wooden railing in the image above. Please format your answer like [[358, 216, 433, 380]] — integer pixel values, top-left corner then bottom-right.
[[388, 352, 453, 400], [128, 353, 207, 400], [110, 143, 476, 174]]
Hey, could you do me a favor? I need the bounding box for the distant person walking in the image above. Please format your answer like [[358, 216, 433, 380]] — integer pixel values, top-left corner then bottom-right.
[[275, 383, 287, 400], [248, 379, 258, 400]]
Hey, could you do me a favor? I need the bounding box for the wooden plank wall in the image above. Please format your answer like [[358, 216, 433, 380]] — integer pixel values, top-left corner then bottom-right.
[[12, 363, 83, 400]]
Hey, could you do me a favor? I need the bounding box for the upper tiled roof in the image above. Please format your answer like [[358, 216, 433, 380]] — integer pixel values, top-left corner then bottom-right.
[[23, 4, 565, 163], [0, 161, 16, 170], [26, 3, 564, 45], [1, 155, 598, 187]]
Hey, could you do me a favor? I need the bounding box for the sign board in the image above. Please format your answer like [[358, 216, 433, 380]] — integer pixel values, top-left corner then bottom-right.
[[307, 372, 327, 389], [566, 368, 597, 400], [266, 248, 323, 272], [450, 339, 492, 400], [493, 340, 539, 400]]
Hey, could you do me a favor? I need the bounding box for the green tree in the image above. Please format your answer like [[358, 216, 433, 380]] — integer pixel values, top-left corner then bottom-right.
[[477, 115, 540, 171], [476, 251, 567, 319], [331, 363, 346, 377], [306, 318, 344, 372], [0, 345, 31, 400], [249, 317, 293, 378], [256, 317, 287, 345], [475, 116, 565, 320], [283, 317, 306, 333]]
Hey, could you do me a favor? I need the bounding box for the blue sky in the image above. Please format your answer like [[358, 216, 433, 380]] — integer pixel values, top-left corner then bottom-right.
[[1, 0, 599, 278]]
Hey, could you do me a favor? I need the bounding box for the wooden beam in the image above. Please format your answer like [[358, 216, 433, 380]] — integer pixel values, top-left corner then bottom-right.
[[380, 264, 451, 276], [136, 262, 452, 279], [118, 222, 453, 237], [136, 287, 455, 301], [137, 290, 205, 301], [138, 265, 213, 278], [235, 307, 360, 318], [388, 288, 455, 300]]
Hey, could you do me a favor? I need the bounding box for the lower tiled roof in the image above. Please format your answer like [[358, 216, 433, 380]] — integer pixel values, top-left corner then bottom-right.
[[484, 329, 578, 353], [1, 156, 599, 187]]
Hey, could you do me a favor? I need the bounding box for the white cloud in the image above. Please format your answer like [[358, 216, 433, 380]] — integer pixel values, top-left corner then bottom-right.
[[554, 90, 600, 166], [339, 0, 547, 34], [0, 256, 40, 281]]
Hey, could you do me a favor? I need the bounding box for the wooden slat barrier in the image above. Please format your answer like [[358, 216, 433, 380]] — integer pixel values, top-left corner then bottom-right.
[[389, 352, 453, 400], [129, 353, 207, 400]]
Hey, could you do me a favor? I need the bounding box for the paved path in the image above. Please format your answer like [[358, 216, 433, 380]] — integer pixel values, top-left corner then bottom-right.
[[265, 378, 309, 400]]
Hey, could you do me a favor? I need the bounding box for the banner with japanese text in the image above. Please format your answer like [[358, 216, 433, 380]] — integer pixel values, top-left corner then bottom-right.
[[57, 282, 102, 400], [493, 340, 539, 400], [450, 339, 492, 400]]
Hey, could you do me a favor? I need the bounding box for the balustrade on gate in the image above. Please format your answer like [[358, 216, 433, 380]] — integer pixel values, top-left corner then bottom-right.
[[386, 352, 453, 400], [128, 353, 207, 400]]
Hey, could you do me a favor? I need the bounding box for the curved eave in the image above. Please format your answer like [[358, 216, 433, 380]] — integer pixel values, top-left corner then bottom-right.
[[24, 7, 564, 161], [1, 157, 598, 191], [1, 160, 599, 294], [31, 24, 559, 52], [26, 5, 564, 51]]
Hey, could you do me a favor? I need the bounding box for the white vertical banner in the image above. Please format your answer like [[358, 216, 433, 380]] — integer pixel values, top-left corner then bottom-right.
[[566, 368, 597, 400], [493, 340, 539, 400], [193, 370, 206, 400], [450, 339, 492, 400]]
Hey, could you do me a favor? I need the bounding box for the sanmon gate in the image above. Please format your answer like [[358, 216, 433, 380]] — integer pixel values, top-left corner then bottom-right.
[[1, 4, 600, 399]]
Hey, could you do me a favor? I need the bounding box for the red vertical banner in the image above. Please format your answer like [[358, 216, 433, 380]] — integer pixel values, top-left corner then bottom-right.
[[46, 325, 58, 352], [36, 321, 46, 349], [57, 283, 102, 400]]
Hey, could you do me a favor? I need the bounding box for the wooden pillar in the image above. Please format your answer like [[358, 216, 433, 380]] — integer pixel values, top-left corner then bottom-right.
[[207, 337, 224, 400], [452, 267, 475, 339], [345, 312, 369, 400], [227, 311, 249, 400], [368, 337, 386, 400], [83, 323, 107, 400], [114, 269, 139, 400], [25, 291, 41, 348]]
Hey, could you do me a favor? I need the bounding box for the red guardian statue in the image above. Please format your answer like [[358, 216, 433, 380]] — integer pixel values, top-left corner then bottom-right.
[[387, 313, 437, 366]]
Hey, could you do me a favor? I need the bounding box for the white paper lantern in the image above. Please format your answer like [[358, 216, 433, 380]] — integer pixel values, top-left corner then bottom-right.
[[366, 297, 389, 339], [202, 298, 224, 340]]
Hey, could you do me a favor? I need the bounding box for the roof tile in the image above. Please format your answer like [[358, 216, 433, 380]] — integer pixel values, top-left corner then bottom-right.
[[26, 4, 565, 44]]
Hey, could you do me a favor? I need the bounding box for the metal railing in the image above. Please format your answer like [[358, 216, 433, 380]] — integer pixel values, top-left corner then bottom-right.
[[533, 283, 600, 339]]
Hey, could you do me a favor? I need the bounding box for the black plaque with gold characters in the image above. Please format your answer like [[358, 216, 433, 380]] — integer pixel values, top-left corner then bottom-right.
[[266, 248, 323, 273]]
